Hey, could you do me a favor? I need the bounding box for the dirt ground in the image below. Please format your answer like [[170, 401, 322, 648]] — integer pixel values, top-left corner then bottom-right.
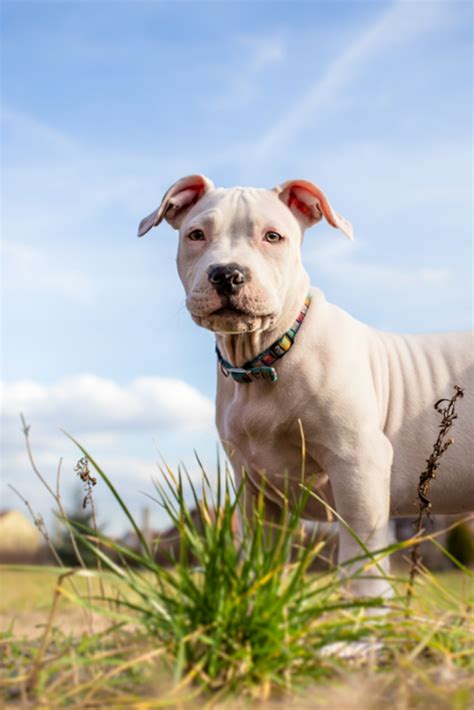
[[1, 609, 111, 639]]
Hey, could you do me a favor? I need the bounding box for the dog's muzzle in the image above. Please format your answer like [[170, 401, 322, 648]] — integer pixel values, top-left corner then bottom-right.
[[208, 263, 248, 296]]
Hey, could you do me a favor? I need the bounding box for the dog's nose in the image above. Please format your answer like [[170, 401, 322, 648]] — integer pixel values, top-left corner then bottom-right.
[[208, 263, 247, 295]]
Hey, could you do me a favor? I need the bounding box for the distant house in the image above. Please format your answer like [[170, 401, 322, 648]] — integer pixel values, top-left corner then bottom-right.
[[0, 509, 42, 563]]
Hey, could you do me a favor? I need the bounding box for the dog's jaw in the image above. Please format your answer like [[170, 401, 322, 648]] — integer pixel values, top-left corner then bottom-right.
[[192, 311, 277, 336]]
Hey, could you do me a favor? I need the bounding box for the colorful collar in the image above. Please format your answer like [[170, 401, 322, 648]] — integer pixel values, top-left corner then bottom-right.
[[216, 293, 312, 384]]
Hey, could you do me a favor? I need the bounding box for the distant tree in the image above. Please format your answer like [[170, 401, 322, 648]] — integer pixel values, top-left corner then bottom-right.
[[55, 497, 98, 567], [446, 522, 474, 567]]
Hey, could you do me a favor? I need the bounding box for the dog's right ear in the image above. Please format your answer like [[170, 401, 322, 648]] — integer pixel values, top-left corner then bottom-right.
[[138, 174, 215, 236]]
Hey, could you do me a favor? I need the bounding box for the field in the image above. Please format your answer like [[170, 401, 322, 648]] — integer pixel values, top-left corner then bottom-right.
[[1, 566, 472, 708], [1, 442, 473, 709]]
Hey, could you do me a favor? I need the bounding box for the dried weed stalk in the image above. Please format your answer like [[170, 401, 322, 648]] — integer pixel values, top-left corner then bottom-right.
[[406, 385, 465, 608], [25, 570, 76, 694], [74, 456, 105, 598], [75, 456, 97, 511], [14, 414, 97, 629], [19, 414, 89, 570], [7, 484, 63, 569]]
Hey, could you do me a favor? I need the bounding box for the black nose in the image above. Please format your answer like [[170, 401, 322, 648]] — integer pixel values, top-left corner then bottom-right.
[[208, 263, 247, 295]]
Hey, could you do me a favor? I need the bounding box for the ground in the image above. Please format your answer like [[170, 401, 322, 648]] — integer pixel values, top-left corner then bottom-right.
[[1, 567, 472, 709]]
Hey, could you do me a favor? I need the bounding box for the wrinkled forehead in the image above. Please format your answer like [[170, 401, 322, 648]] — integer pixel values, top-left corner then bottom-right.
[[180, 187, 299, 236]]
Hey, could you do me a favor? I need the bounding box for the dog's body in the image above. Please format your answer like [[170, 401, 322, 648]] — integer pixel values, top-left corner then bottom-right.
[[139, 175, 473, 597]]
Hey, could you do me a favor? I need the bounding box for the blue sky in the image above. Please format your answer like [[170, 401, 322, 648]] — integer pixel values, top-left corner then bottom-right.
[[1, 0, 472, 534]]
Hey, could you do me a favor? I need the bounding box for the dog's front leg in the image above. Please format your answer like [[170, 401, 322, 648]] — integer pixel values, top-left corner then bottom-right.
[[323, 432, 394, 599], [231, 461, 287, 548]]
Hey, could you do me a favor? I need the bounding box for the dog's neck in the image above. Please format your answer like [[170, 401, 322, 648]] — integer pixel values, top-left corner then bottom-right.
[[216, 272, 310, 367]]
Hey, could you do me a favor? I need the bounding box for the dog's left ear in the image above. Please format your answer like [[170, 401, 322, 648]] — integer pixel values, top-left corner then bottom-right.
[[274, 179, 353, 240], [138, 174, 215, 236]]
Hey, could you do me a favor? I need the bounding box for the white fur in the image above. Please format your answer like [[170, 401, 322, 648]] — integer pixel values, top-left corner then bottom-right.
[[140, 176, 474, 597]]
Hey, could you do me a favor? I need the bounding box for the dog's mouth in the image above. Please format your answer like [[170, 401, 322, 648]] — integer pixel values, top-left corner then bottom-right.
[[188, 294, 277, 333], [190, 300, 277, 334], [210, 306, 251, 318]]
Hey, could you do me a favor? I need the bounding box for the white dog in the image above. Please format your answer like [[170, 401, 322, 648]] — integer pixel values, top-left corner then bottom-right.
[[139, 175, 473, 597]]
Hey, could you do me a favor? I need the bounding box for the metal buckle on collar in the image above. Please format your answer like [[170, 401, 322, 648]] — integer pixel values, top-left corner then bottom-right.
[[220, 364, 251, 382], [249, 366, 278, 382], [223, 365, 278, 384], [220, 362, 230, 377], [228, 367, 254, 384]]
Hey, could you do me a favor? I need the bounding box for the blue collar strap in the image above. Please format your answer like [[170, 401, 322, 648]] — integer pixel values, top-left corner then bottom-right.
[[216, 293, 312, 384]]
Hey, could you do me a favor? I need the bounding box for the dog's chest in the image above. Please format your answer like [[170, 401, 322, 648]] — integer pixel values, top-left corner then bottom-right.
[[217, 384, 335, 515], [218, 385, 313, 476]]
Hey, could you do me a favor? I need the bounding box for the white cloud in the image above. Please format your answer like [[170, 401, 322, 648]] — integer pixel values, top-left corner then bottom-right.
[[1, 444, 173, 535], [1, 374, 217, 533], [1, 374, 214, 439], [2, 447, 158, 486]]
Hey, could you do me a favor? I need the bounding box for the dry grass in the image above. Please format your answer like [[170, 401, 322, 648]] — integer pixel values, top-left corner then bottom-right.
[[1, 397, 472, 708], [1, 548, 472, 707]]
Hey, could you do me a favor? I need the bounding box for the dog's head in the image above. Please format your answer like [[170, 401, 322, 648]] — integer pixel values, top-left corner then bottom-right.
[[138, 175, 352, 334]]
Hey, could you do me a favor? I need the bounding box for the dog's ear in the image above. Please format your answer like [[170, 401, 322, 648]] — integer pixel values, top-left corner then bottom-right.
[[138, 174, 215, 236], [274, 179, 353, 240]]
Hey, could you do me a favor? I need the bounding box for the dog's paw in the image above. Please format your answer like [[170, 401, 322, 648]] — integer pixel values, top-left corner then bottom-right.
[[319, 639, 383, 661]]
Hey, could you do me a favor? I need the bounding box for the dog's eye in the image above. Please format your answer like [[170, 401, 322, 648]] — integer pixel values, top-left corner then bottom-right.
[[187, 229, 205, 241], [264, 231, 283, 243]]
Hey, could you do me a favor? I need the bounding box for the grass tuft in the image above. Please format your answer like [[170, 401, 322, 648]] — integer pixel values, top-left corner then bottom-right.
[[64, 435, 389, 694], [1, 432, 472, 706]]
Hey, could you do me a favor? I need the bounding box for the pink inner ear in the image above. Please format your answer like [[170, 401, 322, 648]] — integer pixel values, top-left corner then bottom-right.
[[166, 184, 209, 224], [288, 189, 323, 221], [138, 174, 215, 236], [169, 187, 203, 210], [285, 182, 353, 239]]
